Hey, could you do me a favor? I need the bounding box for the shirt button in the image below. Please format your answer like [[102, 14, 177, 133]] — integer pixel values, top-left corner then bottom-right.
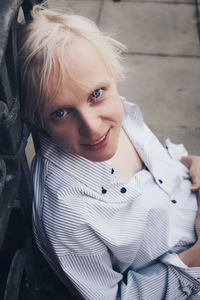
[[158, 179, 163, 184], [171, 199, 177, 204], [111, 168, 114, 174], [120, 187, 127, 194], [101, 187, 107, 194]]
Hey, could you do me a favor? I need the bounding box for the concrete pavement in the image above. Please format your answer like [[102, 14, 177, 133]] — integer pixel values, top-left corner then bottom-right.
[[25, 0, 200, 163]]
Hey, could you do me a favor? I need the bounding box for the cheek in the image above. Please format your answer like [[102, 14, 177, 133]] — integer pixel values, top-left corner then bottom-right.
[[112, 98, 124, 124], [104, 100, 123, 126], [45, 124, 77, 144], [52, 129, 79, 153]]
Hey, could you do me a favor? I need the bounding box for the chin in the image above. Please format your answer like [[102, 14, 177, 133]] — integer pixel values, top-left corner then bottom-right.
[[86, 149, 116, 163]]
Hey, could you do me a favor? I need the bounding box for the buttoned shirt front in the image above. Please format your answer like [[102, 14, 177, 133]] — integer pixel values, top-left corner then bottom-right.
[[32, 100, 200, 300]]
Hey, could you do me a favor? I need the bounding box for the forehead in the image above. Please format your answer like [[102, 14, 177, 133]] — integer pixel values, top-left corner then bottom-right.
[[66, 35, 107, 69], [51, 36, 112, 97], [64, 35, 112, 86]]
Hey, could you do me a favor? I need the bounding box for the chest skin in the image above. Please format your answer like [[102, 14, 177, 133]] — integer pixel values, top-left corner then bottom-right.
[[111, 128, 143, 182]]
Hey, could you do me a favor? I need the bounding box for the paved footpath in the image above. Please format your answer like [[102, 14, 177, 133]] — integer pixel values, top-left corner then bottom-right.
[[26, 0, 200, 163]]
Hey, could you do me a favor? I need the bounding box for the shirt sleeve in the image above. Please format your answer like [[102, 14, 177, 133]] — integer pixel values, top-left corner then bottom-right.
[[57, 249, 200, 300]]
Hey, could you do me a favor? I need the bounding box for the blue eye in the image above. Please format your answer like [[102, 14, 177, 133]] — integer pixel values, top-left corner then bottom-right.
[[91, 88, 103, 100], [51, 108, 68, 120]]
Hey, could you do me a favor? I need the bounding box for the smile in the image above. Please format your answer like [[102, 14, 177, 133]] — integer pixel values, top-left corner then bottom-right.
[[89, 134, 107, 145], [82, 129, 110, 151]]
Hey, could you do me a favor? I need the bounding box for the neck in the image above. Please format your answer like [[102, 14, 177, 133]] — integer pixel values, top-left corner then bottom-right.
[[111, 128, 143, 182]]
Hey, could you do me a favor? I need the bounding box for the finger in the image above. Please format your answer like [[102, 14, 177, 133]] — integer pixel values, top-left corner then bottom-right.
[[191, 183, 200, 192], [191, 183, 200, 191], [190, 175, 200, 191]]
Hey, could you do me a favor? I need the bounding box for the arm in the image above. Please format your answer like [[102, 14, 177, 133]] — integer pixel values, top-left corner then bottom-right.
[[57, 249, 200, 300], [43, 193, 200, 300], [49, 191, 200, 300]]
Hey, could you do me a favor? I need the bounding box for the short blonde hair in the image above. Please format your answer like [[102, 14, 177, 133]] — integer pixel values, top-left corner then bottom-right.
[[18, 5, 127, 128]]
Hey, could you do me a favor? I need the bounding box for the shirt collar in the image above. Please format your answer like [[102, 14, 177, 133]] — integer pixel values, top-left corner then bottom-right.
[[122, 100, 183, 196], [40, 133, 114, 193]]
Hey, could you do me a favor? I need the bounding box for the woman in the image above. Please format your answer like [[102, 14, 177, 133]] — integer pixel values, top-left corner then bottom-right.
[[18, 5, 200, 299]]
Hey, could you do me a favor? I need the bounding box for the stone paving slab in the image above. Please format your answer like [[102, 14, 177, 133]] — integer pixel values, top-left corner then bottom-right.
[[118, 55, 200, 128], [48, 0, 102, 22], [118, 54, 200, 153], [150, 125, 200, 154], [100, 2, 200, 55]]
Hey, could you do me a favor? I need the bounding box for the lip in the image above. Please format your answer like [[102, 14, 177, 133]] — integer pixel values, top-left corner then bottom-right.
[[82, 129, 110, 151]]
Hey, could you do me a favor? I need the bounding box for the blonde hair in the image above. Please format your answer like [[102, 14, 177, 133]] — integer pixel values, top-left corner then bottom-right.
[[18, 5, 127, 128]]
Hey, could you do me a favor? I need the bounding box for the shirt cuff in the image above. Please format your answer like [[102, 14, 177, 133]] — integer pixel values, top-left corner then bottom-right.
[[165, 139, 188, 161], [160, 252, 188, 269], [161, 252, 200, 294]]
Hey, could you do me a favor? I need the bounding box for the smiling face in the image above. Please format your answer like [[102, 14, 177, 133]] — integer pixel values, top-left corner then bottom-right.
[[43, 36, 124, 162]]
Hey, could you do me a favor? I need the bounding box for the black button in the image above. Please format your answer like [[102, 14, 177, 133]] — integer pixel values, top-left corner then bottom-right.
[[111, 168, 114, 174], [158, 179, 163, 184], [171, 199, 177, 204], [120, 187, 127, 194], [101, 187, 107, 194]]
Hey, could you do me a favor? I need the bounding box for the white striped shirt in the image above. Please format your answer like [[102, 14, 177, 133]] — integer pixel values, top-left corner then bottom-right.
[[32, 100, 200, 299]]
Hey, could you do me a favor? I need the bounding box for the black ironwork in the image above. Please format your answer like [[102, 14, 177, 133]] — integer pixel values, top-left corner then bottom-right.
[[0, 1, 82, 299]]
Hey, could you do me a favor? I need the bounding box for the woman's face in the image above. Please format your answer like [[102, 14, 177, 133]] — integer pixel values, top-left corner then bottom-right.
[[44, 36, 124, 162]]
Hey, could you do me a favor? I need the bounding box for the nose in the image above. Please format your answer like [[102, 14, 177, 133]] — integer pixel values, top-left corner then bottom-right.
[[78, 108, 101, 137]]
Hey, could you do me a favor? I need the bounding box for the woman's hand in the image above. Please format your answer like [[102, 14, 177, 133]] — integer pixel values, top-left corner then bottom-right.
[[178, 241, 200, 267], [181, 155, 200, 192]]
